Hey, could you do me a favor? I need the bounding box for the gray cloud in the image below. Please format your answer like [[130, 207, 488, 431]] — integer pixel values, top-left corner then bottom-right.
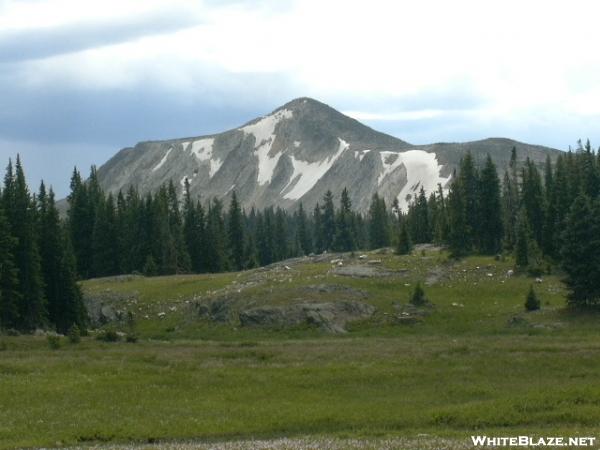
[[0, 8, 201, 63]]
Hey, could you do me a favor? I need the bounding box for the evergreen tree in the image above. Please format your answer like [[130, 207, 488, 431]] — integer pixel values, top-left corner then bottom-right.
[[91, 194, 119, 277], [312, 202, 324, 253], [227, 191, 245, 270], [368, 193, 390, 249], [5, 156, 46, 330], [515, 210, 531, 270], [525, 286, 540, 311], [0, 204, 20, 329], [478, 155, 503, 254], [332, 187, 356, 251], [396, 217, 412, 255], [183, 179, 204, 272], [321, 191, 336, 251], [521, 159, 545, 247], [561, 194, 600, 306], [295, 202, 312, 255], [410, 187, 431, 244]]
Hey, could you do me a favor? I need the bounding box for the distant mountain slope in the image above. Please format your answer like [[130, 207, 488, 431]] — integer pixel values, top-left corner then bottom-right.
[[95, 97, 561, 213]]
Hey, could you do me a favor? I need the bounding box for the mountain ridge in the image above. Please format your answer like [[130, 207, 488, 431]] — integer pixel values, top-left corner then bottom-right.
[[93, 97, 561, 213]]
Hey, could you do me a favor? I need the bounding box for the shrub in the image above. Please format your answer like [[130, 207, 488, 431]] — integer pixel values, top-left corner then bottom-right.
[[125, 333, 138, 343], [67, 324, 81, 344], [525, 285, 540, 311], [96, 329, 120, 342], [47, 335, 61, 350], [409, 282, 428, 306]]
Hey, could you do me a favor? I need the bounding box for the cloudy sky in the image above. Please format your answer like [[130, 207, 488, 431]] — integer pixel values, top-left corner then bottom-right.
[[1, 0, 599, 196]]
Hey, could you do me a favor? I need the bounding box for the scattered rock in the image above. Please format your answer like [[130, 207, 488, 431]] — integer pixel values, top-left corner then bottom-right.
[[196, 296, 237, 322], [332, 265, 401, 278]]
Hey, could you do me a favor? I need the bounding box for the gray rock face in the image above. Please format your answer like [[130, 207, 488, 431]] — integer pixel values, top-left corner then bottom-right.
[[93, 97, 561, 213], [238, 301, 376, 334]]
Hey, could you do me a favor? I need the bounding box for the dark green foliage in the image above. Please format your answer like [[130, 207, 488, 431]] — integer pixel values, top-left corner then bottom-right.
[[295, 203, 312, 255], [525, 286, 540, 311], [368, 193, 390, 249], [47, 335, 61, 350], [4, 156, 47, 330], [409, 282, 427, 306], [515, 213, 531, 270], [478, 155, 503, 254], [67, 324, 81, 344], [143, 255, 158, 277], [396, 218, 412, 255], [39, 184, 87, 334], [321, 191, 336, 251], [0, 205, 20, 329], [332, 188, 356, 251], [96, 329, 120, 342], [227, 191, 245, 270], [561, 194, 600, 307]]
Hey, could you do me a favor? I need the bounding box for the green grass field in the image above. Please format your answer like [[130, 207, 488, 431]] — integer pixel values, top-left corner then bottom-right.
[[2, 248, 600, 449]]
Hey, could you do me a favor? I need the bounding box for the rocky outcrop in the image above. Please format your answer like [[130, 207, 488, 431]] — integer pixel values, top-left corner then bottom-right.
[[239, 301, 376, 334]]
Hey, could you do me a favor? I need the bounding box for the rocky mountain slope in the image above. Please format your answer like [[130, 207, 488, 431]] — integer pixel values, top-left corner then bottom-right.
[[95, 97, 561, 213]]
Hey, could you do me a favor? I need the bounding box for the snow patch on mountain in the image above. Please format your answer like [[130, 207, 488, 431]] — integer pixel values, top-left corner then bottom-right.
[[282, 138, 350, 200], [152, 147, 172, 172], [379, 150, 450, 212], [354, 149, 371, 161], [241, 109, 293, 185], [188, 138, 222, 178]]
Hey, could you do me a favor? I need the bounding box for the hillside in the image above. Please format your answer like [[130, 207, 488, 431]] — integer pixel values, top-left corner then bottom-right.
[[4, 248, 600, 449], [94, 98, 562, 213]]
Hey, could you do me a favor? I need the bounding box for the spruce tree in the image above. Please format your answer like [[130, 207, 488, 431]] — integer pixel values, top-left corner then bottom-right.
[[295, 203, 312, 255], [321, 191, 336, 251], [333, 187, 356, 251], [478, 155, 503, 254], [6, 156, 46, 330], [227, 191, 245, 270], [368, 193, 390, 249], [525, 285, 540, 311], [0, 204, 20, 329], [561, 193, 600, 306], [396, 218, 412, 255]]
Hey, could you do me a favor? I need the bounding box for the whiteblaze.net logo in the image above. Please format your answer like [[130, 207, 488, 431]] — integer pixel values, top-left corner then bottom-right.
[[471, 436, 597, 447]]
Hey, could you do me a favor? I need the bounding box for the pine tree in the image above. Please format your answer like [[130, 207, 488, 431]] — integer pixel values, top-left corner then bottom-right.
[[183, 179, 204, 272], [478, 155, 503, 254], [396, 217, 412, 255], [332, 187, 356, 251], [561, 193, 600, 306], [227, 191, 245, 271], [447, 169, 469, 257], [321, 191, 336, 251], [67, 168, 93, 278], [410, 187, 431, 244], [91, 194, 119, 277], [368, 193, 390, 249], [515, 210, 531, 270], [312, 202, 324, 253], [525, 286, 540, 311], [0, 204, 20, 329], [521, 159, 545, 247], [6, 156, 46, 330], [295, 203, 312, 255], [205, 199, 227, 272]]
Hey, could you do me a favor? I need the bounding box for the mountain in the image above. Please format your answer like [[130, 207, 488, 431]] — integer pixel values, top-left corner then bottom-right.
[[95, 97, 561, 213]]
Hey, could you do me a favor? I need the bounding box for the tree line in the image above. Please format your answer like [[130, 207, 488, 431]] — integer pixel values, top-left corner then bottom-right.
[[1, 142, 599, 333], [398, 141, 600, 308]]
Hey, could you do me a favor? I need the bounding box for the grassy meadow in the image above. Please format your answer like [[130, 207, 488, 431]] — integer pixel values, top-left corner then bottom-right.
[[2, 248, 600, 449]]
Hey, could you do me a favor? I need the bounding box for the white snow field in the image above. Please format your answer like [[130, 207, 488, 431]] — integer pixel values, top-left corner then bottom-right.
[[282, 138, 349, 200], [241, 109, 294, 185], [186, 138, 222, 178], [151, 147, 172, 172], [378, 150, 451, 212]]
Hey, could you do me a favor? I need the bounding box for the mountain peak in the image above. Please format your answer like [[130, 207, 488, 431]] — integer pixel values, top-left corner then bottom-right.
[[94, 98, 561, 214]]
